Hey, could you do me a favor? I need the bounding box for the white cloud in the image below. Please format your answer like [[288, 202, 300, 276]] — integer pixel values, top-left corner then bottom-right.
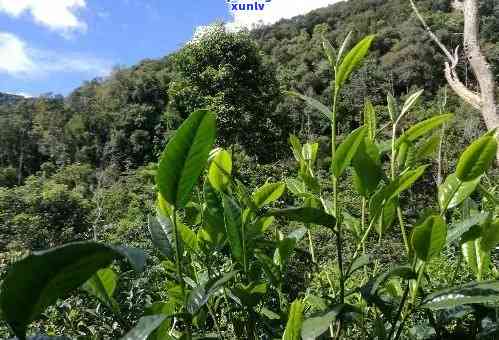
[[0, 32, 35, 75], [6, 91, 34, 98], [0, 0, 87, 34], [227, 0, 344, 30], [0, 32, 112, 78]]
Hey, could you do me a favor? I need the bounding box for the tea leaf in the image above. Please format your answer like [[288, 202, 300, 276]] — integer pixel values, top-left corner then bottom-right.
[[157, 109, 217, 208], [411, 215, 447, 262], [121, 315, 166, 340], [421, 281, 499, 310], [456, 133, 497, 182], [0, 242, 145, 338], [438, 174, 481, 211], [335, 35, 375, 93], [287, 91, 332, 122], [332, 126, 367, 177], [252, 182, 286, 208], [282, 299, 304, 340], [208, 148, 232, 192]]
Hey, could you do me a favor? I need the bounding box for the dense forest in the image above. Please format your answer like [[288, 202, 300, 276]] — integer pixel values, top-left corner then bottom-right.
[[1, 0, 499, 338]]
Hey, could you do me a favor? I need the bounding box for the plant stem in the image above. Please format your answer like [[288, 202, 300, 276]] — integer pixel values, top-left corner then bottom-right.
[[388, 283, 410, 340], [391, 123, 410, 255], [307, 228, 316, 263], [331, 83, 344, 339], [172, 208, 190, 338], [397, 207, 409, 255]]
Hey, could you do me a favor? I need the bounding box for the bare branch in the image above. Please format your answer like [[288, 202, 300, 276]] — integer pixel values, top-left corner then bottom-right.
[[410, 0, 482, 110]]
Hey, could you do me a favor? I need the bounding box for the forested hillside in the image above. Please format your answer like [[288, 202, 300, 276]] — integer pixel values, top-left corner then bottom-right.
[[1, 0, 499, 338]]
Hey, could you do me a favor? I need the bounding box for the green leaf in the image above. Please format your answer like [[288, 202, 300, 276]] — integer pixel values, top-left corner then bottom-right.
[[121, 315, 166, 340], [268, 207, 336, 228], [302, 142, 319, 164], [332, 126, 367, 177], [370, 165, 428, 219], [157, 109, 217, 208], [301, 307, 342, 340], [82, 268, 119, 312], [286, 178, 307, 196], [255, 250, 281, 286], [208, 148, 232, 192], [416, 133, 441, 161], [400, 89, 424, 118], [364, 99, 377, 141], [346, 255, 371, 278], [375, 198, 397, 236], [336, 31, 352, 66], [322, 36, 336, 67], [479, 219, 499, 252], [352, 138, 383, 197], [287, 91, 332, 121], [421, 281, 499, 310], [203, 180, 225, 236], [398, 114, 452, 145], [396, 113, 454, 146], [461, 226, 482, 278], [0, 242, 145, 338], [438, 174, 481, 211], [456, 134, 497, 182], [144, 301, 176, 340], [411, 215, 447, 262], [187, 271, 238, 314], [282, 299, 304, 340], [149, 215, 173, 258], [178, 222, 198, 251], [335, 35, 375, 93], [252, 182, 286, 209], [387, 93, 398, 122], [222, 194, 243, 262], [289, 134, 304, 163], [362, 265, 416, 297], [446, 211, 490, 245]]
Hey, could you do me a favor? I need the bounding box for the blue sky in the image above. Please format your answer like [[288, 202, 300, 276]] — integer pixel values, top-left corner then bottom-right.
[[0, 0, 342, 97]]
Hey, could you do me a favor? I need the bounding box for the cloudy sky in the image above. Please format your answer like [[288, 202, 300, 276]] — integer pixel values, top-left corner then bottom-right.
[[0, 0, 343, 96]]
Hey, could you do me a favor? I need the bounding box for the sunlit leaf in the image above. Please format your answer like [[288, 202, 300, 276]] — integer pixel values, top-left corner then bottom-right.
[[335, 35, 375, 93], [411, 215, 447, 262], [82, 268, 119, 312], [332, 126, 367, 177], [252, 182, 286, 209], [0, 242, 145, 338], [438, 173, 481, 211], [421, 281, 499, 310], [208, 148, 232, 192], [400, 89, 424, 118], [157, 109, 217, 208], [456, 133, 497, 182], [282, 299, 304, 340]]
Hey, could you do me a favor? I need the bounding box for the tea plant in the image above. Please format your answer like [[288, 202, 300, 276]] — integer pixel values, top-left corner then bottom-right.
[[0, 34, 498, 340]]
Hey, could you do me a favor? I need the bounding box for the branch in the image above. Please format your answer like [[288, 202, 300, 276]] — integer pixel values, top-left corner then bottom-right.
[[410, 0, 482, 110]]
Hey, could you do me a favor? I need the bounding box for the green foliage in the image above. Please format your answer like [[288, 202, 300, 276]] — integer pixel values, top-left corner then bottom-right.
[[411, 215, 447, 262], [456, 132, 498, 182], [0, 242, 144, 338], [1, 3, 499, 337], [157, 109, 216, 208]]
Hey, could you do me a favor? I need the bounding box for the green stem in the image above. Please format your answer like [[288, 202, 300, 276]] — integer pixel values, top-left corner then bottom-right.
[[172, 208, 190, 338], [397, 207, 409, 255], [307, 228, 316, 264], [391, 123, 410, 255]]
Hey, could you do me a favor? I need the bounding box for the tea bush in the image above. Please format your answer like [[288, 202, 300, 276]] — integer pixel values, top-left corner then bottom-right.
[[1, 34, 498, 340]]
